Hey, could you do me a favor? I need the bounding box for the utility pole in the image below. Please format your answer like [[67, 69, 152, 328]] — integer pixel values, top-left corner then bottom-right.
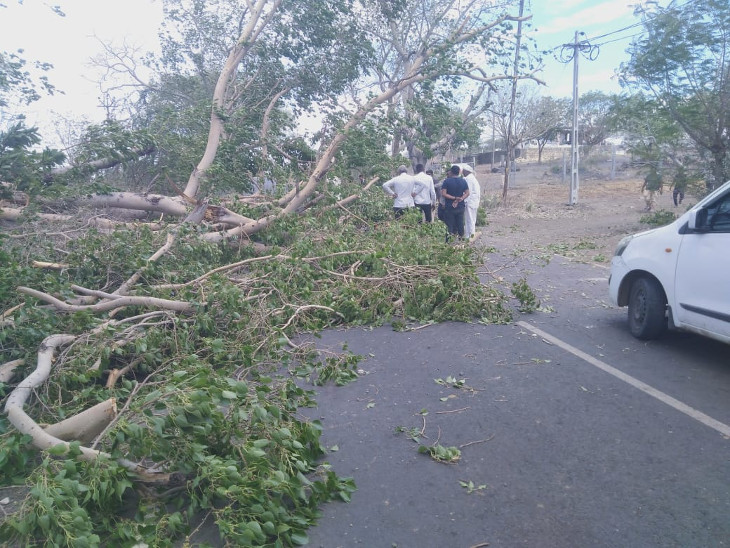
[[569, 31, 580, 205], [491, 118, 496, 171], [502, 0, 525, 203]]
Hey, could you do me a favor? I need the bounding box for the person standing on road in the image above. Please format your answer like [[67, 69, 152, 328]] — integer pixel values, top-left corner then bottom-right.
[[672, 165, 688, 207], [413, 163, 437, 222], [440, 164, 470, 241], [460, 164, 481, 239], [382, 165, 416, 218], [641, 167, 663, 212]]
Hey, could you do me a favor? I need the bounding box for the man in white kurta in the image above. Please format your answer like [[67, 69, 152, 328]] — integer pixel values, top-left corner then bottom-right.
[[382, 165, 416, 217], [461, 164, 481, 239], [412, 163, 437, 222]]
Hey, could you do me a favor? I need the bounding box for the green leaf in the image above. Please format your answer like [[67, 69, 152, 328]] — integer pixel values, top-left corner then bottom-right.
[[291, 532, 310, 545], [46, 444, 68, 456]]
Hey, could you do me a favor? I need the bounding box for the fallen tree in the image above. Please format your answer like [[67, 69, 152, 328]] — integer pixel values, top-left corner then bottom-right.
[[1, 1, 530, 545], [1, 194, 512, 545]]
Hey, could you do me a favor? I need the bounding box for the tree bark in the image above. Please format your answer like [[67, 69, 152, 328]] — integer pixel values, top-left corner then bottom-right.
[[0, 358, 24, 383], [43, 398, 117, 445], [44, 145, 156, 182], [4, 334, 180, 483]]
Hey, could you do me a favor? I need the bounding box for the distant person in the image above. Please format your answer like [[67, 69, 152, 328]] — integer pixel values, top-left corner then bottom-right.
[[672, 166, 688, 207], [413, 164, 437, 222], [641, 167, 663, 212], [460, 164, 481, 239], [429, 169, 446, 223], [382, 165, 416, 217], [440, 164, 470, 241]]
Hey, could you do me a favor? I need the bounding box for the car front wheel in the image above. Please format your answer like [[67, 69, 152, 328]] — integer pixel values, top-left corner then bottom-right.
[[627, 277, 667, 340]]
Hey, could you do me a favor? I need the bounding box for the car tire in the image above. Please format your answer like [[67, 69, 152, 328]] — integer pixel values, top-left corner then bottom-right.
[[627, 277, 667, 340]]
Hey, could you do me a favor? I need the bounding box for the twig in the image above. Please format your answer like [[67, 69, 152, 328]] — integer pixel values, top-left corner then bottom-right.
[[405, 321, 435, 332], [280, 332, 300, 349], [459, 434, 496, 448], [91, 366, 152, 450], [1, 303, 23, 320], [113, 232, 176, 299], [435, 407, 470, 414], [185, 509, 214, 544], [332, 195, 370, 225], [31, 261, 69, 269], [105, 357, 143, 389]]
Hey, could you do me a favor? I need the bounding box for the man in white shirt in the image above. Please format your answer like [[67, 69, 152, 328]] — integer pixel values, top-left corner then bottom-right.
[[382, 165, 416, 217], [412, 163, 437, 222], [460, 164, 481, 239]]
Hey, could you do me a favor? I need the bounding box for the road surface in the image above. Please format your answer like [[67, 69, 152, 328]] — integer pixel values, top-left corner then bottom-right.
[[304, 248, 730, 548]]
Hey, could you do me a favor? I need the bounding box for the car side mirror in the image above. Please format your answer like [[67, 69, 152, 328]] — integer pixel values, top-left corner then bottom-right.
[[688, 208, 708, 231]]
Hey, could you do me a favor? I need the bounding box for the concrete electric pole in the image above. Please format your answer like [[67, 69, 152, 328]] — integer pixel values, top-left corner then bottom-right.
[[569, 31, 580, 205]]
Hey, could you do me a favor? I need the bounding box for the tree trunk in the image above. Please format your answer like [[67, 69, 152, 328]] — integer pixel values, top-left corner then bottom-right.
[[183, 0, 283, 199]]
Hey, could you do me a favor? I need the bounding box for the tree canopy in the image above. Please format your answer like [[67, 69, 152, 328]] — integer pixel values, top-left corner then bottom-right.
[[620, 0, 730, 187]]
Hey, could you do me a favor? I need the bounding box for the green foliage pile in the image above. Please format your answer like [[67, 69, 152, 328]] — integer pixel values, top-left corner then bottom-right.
[[639, 209, 676, 227], [0, 184, 510, 547]]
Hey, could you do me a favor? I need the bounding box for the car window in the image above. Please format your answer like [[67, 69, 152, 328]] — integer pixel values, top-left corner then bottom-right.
[[705, 192, 730, 232]]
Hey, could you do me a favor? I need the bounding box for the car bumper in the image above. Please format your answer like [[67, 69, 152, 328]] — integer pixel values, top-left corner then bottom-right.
[[608, 256, 629, 307]]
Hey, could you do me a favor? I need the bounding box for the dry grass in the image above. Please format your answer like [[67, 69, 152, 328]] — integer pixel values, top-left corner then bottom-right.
[[472, 160, 666, 264]]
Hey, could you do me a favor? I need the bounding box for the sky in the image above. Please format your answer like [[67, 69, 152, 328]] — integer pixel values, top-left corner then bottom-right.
[[528, 0, 646, 98], [0, 0, 164, 143], [0, 0, 655, 145]]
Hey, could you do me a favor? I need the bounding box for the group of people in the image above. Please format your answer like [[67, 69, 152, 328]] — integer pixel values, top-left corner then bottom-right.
[[382, 162, 481, 241]]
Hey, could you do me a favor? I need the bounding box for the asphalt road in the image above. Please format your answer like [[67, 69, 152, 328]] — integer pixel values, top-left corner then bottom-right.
[[304, 249, 730, 548]]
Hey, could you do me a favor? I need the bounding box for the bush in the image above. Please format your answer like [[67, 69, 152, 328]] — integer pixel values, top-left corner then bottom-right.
[[640, 209, 676, 227]]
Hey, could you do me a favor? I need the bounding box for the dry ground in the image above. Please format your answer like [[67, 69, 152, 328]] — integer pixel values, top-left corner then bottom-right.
[[473, 158, 686, 265]]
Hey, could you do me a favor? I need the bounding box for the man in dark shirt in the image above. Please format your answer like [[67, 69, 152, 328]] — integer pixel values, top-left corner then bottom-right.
[[440, 164, 470, 241]]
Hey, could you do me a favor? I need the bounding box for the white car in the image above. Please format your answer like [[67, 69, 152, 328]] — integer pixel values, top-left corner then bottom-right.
[[609, 179, 730, 344]]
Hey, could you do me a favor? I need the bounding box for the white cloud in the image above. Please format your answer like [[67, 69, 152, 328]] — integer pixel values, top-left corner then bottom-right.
[[534, 0, 636, 36]]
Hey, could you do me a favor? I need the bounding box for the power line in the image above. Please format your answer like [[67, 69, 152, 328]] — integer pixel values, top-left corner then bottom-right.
[[583, 21, 645, 44], [550, 0, 707, 54]]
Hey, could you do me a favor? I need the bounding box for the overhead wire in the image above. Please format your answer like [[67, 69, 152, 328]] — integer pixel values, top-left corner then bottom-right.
[[548, 0, 704, 63], [548, 0, 705, 64]]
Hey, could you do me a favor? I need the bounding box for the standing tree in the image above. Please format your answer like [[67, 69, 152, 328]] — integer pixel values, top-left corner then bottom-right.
[[362, 0, 541, 169], [577, 91, 615, 155], [607, 92, 685, 168], [490, 84, 562, 163], [532, 95, 570, 163], [620, 0, 730, 188]]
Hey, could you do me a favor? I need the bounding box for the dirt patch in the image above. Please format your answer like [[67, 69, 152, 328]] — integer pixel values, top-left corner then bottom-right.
[[473, 160, 684, 265]]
